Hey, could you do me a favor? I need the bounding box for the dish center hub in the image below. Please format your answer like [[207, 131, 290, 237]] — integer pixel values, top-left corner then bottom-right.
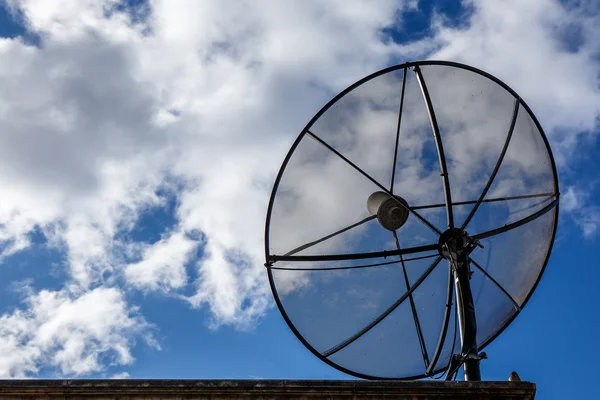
[[437, 228, 469, 259]]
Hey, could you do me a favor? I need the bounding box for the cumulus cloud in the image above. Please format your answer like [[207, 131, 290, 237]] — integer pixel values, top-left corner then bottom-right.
[[563, 186, 584, 212], [430, 0, 600, 160], [0, 286, 153, 377], [125, 232, 198, 292], [0, 0, 597, 377], [562, 186, 600, 238], [576, 211, 600, 238], [0, 0, 425, 375]]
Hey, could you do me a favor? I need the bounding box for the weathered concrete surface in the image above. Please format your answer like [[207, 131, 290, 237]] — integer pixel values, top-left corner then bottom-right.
[[0, 380, 536, 399]]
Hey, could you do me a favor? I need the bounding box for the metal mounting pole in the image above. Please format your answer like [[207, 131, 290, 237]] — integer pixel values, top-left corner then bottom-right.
[[446, 233, 481, 381]]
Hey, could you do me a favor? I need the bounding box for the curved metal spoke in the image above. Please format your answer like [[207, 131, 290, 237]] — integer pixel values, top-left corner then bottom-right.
[[393, 231, 430, 368], [414, 66, 454, 229], [390, 67, 408, 193], [268, 243, 438, 263], [306, 130, 442, 235], [473, 197, 558, 241], [426, 262, 454, 376], [323, 256, 442, 357], [469, 258, 520, 311], [507, 195, 555, 216], [267, 253, 438, 271], [461, 98, 520, 230], [283, 215, 376, 257]]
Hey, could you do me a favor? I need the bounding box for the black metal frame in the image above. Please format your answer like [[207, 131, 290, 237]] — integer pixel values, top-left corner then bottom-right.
[[425, 263, 453, 376], [264, 60, 560, 380], [390, 67, 407, 194]]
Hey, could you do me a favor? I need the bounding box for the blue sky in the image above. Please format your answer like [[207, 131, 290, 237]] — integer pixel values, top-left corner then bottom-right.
[[0, 0, 598, 399]]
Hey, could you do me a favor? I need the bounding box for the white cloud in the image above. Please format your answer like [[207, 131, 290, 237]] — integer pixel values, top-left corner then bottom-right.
[[0, 286, 153, 377], [125, 232, 198, 292], [562, 186, 584, 212], [430, 0, 600, 160], [578, 210, 600, 238], [0, 0, 424, 374]]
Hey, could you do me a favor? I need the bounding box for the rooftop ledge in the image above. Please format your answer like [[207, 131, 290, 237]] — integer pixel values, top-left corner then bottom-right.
[[0, 379, 535, 399]]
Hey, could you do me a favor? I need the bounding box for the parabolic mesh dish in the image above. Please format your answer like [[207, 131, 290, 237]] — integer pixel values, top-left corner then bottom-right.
[[264, 61, 559, 380]]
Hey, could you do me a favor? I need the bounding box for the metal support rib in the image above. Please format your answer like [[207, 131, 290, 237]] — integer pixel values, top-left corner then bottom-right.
[[469, 258, 521, 311], [393, 231, 430, 368], [473, 197, 558, 240], [269, 243, 438, 263], [411, 192, 554, 210], [267, 253, 438, 271], [323, 256, 442, 357], [284, 215, 376, 256], [461, 98, 520, 230], [306, 130, 442, 235], [390, 67, 407, 193], [414, 65, 454, 229], [426, 263, 454, 376]]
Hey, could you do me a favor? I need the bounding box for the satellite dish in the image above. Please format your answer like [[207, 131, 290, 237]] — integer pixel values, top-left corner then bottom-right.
[[264, 61, 559, 381]]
